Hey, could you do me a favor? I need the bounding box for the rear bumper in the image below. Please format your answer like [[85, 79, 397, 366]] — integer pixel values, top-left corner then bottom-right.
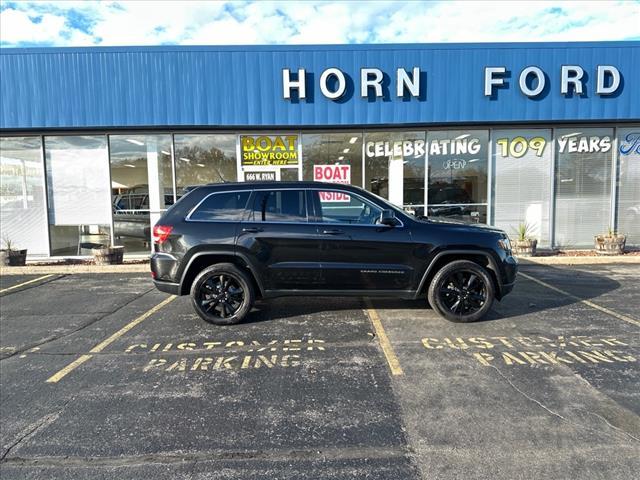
[[151, 252, 182, 295], [153, 279, 181, 295]]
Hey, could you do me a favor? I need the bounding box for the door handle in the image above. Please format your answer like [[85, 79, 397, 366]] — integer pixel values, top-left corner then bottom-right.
[[242, 227, 263, 233], [322, 229, 345, 235]]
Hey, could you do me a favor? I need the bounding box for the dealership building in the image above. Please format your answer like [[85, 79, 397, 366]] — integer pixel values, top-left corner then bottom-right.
[[0, 41, 638, 258]]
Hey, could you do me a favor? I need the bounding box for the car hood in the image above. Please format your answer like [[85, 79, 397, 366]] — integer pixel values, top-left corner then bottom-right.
[[416, 217, 507, 235]]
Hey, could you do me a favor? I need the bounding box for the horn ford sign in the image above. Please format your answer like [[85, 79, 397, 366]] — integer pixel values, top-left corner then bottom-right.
[[314, 164, 351, 202], [241, 135, 299, 166], [282, 65, 622, 100]]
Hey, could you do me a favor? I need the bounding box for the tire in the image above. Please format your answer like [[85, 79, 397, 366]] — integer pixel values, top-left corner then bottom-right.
[[190, 263, 255, 325], [427, 260, 495, 323]]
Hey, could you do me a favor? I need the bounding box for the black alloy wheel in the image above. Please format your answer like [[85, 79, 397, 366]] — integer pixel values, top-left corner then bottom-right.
[[428, 260, 495, 323], [439, 270, 487, 315], [190, 263, 255, 325], [198, 274, 244, 318]]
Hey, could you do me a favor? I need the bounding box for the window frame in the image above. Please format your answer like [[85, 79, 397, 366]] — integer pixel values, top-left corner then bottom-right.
[[308, 188, 405, 228], [249, 188, 310, 224], [185, 189, 252, 223]]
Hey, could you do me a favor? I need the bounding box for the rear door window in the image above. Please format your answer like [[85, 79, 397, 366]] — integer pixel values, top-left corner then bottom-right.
[[251, 190, 307, 223], [189, 191, 251, 221]]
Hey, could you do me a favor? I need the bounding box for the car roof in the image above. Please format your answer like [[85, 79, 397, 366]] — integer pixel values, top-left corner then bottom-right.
[[191, 181, 367, 193]]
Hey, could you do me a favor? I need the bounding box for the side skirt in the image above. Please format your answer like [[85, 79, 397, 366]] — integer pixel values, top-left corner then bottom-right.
[[262, 289, 418, 300]]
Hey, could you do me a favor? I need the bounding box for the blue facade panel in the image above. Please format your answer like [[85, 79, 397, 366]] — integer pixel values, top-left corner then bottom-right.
[[1, 42, 638, 130]]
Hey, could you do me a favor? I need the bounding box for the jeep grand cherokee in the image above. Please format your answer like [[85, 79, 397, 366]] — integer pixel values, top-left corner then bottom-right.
[[151, 182, 517, 325]]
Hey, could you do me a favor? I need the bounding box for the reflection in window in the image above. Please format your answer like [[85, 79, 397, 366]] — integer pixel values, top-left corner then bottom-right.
[[427, 130, 488, 223], [109, 135, 174, 255], [174, 134, 237, 194], [0, 137, 49, 255], [617, 128, 640, 247], [554, 128, 613, 247], [190, 191, 250, 221], [364, 131, 425, 214], [314, 191, 382, 225], [44, 136, 111, 256], [252, 190, 307, 223], [302, 133, 362, 187]]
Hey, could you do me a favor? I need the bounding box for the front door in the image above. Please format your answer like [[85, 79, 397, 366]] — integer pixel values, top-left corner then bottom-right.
[[236, 189, 322, 291], [309, 188, 416, 291]]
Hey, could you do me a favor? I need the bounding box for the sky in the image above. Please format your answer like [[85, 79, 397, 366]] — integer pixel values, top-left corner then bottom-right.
[[0, 0, 639, 48]]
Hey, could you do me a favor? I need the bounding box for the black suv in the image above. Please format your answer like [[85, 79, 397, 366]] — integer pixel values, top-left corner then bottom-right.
[[151, 182, 517, 325]]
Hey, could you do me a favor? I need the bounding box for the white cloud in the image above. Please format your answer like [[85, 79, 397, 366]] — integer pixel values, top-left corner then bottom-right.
[[0, 0, 638, 48]]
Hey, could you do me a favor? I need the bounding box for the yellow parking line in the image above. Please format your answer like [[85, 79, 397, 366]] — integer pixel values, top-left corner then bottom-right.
[[46, 295, 176, 383], [519, 272, 640, 328], [0, 274, 54, 293], [365, 299, 404, 376]]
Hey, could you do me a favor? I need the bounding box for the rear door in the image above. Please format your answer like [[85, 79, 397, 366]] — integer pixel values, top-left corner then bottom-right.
[[236, 189, 322, 291], [310, 188, 415, 291]]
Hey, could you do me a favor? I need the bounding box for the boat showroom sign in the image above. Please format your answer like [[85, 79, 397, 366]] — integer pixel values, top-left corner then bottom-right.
[[282, 65, 622, 100]]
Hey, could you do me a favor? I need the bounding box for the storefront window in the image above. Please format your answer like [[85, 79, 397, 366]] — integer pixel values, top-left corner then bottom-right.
[[554, 128, 614, 247], [364, 131, 426, 214], [302, 133, 362, 187], [427, 130, 489, 223], [616, 127, 640, 246], [493, 129, 552, 246], [45, 136, 111, 256], [109, 135, 173, 255], [0, 137, 49, 255], [174, 134, 237, 194]]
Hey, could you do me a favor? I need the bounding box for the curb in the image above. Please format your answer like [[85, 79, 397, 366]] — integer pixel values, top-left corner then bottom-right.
[[518, 256, 640, 265], [0, 264, 150, 275]]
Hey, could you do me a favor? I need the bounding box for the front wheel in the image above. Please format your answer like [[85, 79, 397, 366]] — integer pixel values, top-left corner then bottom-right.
[[427, 260, 495, 323], [190, 263, 255, 325]]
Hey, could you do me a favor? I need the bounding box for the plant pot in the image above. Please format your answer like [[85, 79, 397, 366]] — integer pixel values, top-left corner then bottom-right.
[[512, 238, 538, 257], [1, 249, 28, 266], [594, 234, 626, 255], [92, 246, 125, 265]]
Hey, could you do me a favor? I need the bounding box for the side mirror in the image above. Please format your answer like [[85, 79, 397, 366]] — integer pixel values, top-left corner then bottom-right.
[[380, 209, 399, 227]]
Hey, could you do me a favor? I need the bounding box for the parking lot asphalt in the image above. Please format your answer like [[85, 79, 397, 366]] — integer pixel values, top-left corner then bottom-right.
[[0, 264, 638, 479]]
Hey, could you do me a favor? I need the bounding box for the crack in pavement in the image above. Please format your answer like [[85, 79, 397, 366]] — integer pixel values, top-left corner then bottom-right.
[[486, 362, 640, 443], [0, 287, 156, 362], [0, 445, 411, 468], [0, 398, 73, 463], [486, 363, 567, 421]]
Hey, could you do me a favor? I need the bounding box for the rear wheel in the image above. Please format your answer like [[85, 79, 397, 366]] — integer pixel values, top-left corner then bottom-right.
[[190, 263, 255, 325], [427, 260, 495, 323]]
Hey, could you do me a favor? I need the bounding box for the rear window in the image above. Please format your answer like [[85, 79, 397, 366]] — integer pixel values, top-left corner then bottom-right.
[[189, 191, 250, 221], [251, 190, 307, 223]]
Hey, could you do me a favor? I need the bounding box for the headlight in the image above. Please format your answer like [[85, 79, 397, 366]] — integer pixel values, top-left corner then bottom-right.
[[498, 236, 511, 252]]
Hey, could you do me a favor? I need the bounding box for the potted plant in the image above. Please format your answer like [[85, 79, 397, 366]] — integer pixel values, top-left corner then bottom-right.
[[511, 223, 538, 257], [91, 244, 125, 265], [1, 237, 28, 266], [594, 228, 626, 255]]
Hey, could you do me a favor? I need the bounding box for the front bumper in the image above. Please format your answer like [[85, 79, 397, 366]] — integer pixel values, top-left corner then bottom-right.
[[497, 255, 518, 299]]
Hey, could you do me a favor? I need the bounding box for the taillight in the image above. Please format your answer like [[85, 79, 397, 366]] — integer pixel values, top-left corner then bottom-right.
[[152, 224, 173, 244]]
